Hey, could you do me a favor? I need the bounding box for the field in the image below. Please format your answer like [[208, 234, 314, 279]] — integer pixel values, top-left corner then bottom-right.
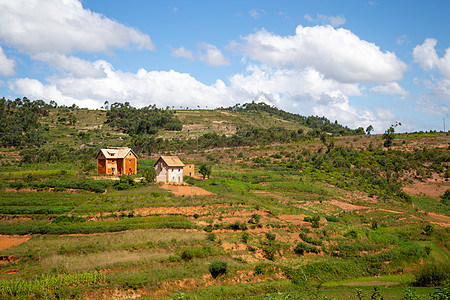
[[0, 104, 449, 299]]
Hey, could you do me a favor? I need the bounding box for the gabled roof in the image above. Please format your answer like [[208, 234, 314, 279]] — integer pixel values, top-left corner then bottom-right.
[[155, 156, 185, 167], [96, 147, 138, 159]]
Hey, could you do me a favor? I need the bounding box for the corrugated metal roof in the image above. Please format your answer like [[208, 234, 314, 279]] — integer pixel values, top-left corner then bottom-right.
[[156, 156, 185, 167], [97, 147, 137, 159]]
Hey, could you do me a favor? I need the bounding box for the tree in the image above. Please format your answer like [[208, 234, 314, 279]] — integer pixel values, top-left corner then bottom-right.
[[382, 122, 401, 182], [198, 163, 212, 179], [143, 168, 156, 183], [366, 125, 374, 135]]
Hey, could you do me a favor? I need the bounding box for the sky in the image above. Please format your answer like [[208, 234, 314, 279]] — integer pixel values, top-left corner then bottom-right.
[[0, 0, 449, 133]]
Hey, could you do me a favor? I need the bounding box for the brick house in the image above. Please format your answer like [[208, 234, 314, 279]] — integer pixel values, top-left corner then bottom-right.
[[96, 147, 138, 175]]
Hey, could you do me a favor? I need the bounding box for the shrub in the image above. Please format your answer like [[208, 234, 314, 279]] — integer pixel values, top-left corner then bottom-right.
[[209, 261, 227, 278], [441, 189, 450, 205], [241, 232, 250, 243], [413, 263, 450, 287], [266, 232, 276, 241], [206, 233, 216, 241], [294, 242, 320, 255]]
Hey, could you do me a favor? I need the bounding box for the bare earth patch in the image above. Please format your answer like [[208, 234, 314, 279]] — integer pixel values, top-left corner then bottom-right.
[[0, 235, 30, 251], [403, 180, 449, 198], [160, 184, 213, 197], [329, 200, 369, 212]]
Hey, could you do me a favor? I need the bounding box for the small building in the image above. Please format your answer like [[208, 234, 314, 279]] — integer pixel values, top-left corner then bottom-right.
[[183, 163, 195, 177], [96, 147, 138, 175], [154, 156, 185, 183]]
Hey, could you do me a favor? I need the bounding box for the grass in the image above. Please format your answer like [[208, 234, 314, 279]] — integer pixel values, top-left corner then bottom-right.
[[0, 130, 449, 298]]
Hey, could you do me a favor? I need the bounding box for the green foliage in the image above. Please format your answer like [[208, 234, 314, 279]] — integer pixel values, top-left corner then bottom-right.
[[106, 102, 182, 136], [142, 168, 156, 183], [413, 263, 450, 287], [7, 178, 110, 193], [209, 261, 228, 278], [180, 245, 222, 261], [241, 232, 250, 243], [0, 97, 50, 148], [198, 163, 212, 179], [294, 242, 320, 255], [0, 271, 107, 298], [113, 175, 141, 190], [226, 101, 364, 136], [440, 189, 450, 205]]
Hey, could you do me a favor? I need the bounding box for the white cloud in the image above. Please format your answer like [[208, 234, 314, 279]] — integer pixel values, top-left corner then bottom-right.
[[0, 0, 154, 55], [229, 25, 407, 83], [198, 43, 230, 67], [0, 47, 15, 76], [9, 63, 235, 109], [370, 82, 409, 99], [171, 47, 194, 60], [416, 96, 449, 117], [413, 38, 450, 104], [304, 14, 346, 27], [33, 53, 106, 78], [413, 38, 439, 71]]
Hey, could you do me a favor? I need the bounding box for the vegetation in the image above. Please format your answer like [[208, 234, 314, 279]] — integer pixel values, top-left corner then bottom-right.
[[0, 97, 448, 299]]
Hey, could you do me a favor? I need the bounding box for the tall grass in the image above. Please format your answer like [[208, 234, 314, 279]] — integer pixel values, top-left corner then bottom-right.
[[0, 271, 107, 297]]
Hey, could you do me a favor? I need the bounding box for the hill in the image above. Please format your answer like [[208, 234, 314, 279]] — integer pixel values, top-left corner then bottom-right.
[[0, 98, 449, 299]]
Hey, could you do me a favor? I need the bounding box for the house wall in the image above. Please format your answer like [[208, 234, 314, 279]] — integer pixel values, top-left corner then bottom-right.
[[106, 159, 118, 175], [124, 152, 137, 174], [155, 161, 167, 182], [97, 159, 106, 174], [183, 164, 194, 177], [168, 167, 183, 183]]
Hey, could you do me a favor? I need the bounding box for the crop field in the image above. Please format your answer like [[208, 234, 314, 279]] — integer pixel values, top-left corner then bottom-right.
[[0, 131, 448, 300]]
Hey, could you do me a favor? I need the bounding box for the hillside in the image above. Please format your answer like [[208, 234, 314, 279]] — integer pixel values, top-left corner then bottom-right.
[[0, 99, 449, 299]]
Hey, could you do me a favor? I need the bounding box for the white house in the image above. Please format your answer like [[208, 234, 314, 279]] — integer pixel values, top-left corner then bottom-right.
[[154, 156, 185, 183]]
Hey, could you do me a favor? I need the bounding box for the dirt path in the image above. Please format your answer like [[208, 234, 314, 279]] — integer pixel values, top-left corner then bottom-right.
[[0, 235, 30, 251]]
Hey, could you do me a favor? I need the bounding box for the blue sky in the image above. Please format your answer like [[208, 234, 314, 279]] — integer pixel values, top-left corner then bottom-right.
[[0, 0, 449, 133]]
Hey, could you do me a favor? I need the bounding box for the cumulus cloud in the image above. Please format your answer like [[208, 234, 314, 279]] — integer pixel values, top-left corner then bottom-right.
[[304, 14, 346, 27], [370, 82, 409, 99], [413, 38, 450, 106], [413, 38, 439, 71], [33, 53, 106, 78], [0, 47, 15, 76], [9, 63, 235, 109], [229, 25, 407, 83], [0, 0, 154, 55], [198, 43, 230, 67], [171, 47, 194, 60]]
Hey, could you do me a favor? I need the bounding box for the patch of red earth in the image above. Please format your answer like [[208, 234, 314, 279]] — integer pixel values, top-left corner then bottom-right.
[[0, 235, 30, 251], [328, 200, 369, 211], [160, 184, 213, 197], [2, 269, 19, 274], [403, 180, 449, 198]]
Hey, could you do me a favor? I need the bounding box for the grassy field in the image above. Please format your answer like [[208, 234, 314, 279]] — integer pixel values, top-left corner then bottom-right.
[[0, 108, 449, 299]]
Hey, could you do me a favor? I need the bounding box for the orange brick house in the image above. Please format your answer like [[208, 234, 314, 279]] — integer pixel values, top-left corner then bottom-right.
[[183, 163, 195, 177], [96, 147, 138, 175]]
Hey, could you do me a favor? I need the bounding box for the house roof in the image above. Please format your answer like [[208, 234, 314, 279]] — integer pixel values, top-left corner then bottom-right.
[[96, 147, 138, 159], [155, 156, 185, 167]]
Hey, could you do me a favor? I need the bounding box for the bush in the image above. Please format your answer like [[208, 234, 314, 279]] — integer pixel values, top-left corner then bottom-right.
[[241, 232, 250, 243], [294, 242, 320, 255], [209, 261, 228, 278], [413, 263, 450, 287]]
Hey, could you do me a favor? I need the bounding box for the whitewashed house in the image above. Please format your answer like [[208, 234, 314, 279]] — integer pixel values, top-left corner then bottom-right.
[[154, 156, 185, 183]]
